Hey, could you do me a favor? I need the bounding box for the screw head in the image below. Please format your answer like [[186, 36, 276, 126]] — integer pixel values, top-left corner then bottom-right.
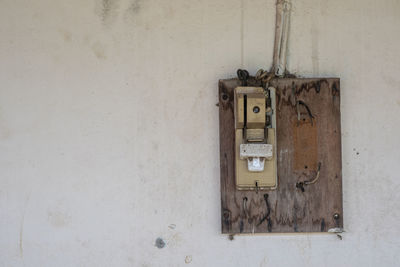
[[333, 213, 340, 220], [253, 106, 260, 113]]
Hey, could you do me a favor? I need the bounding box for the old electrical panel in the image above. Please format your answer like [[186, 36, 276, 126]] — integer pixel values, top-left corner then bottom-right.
[[234, 87, 277, 190], [218, 76, 343, 234]]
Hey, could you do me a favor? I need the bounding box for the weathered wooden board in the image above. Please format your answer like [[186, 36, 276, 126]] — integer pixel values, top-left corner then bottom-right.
[[219, 77, 343, 234]]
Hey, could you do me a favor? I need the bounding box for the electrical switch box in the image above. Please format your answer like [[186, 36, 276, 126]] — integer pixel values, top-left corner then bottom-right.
[[218, 77, 343, 234], [234, 87, 277, 190]]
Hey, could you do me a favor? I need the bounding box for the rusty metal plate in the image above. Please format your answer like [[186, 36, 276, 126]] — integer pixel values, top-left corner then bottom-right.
[[293, 118, 318, 171]]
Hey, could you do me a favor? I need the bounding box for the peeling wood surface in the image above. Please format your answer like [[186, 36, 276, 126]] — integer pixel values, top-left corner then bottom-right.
[[219, 77, 343, 234]]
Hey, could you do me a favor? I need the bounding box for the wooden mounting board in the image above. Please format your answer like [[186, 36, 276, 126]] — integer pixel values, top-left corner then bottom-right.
[[218, 77, 343, 234]]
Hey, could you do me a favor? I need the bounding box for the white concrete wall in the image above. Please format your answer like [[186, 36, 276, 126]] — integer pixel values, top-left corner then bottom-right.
[[1, 0, 400, 266]]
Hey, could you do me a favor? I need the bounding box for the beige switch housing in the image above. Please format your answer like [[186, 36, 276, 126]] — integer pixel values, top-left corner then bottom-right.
[[234, 87, 277, 190]]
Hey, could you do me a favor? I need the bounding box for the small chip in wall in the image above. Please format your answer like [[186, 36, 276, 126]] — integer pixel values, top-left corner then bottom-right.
[[155, 238, 165, 249], [185, 255, 192, 264]]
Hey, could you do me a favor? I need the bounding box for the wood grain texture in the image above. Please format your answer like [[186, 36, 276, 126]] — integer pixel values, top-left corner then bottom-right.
[[219, 77, 343, 234]]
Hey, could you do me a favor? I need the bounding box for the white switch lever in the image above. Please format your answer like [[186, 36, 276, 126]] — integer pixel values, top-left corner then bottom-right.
[[240, 144, 273, 172]]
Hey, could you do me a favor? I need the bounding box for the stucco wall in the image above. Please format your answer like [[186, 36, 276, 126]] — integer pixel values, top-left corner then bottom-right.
[[1, 0, 400, 266]]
